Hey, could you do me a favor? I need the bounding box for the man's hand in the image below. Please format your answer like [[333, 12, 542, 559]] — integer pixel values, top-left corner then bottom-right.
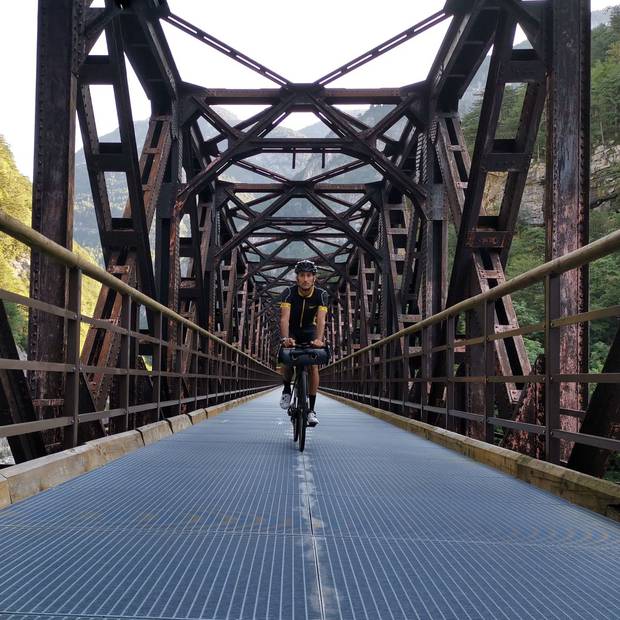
[[282, 337, 296, 347], [310, 338, 324, 347]]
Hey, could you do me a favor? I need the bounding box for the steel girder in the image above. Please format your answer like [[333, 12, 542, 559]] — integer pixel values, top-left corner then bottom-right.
[[568, 325, 620, 475], [429, 3, 550, 439], [544, 0, 590, 462], [0, 302, 47, 462], [21, 0, 605, 470], [27, 0, 84, 448]]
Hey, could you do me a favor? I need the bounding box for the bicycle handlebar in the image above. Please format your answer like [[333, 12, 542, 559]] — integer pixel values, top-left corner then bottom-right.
[[278, 344, 331, 366]]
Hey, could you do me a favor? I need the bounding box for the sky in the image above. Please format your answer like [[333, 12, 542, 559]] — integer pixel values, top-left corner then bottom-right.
[[1, 0, 619, 179]]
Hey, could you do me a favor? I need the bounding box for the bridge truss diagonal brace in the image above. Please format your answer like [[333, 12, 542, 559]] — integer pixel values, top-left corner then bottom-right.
[[433, 8, 549, 419], [0, 302, 48, 462], [79, 114, 173, 410], [177, 92, 299, 205], [308, 95, 429, 211]]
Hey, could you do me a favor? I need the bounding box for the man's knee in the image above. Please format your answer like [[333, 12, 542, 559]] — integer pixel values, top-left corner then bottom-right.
[[281, 365, 293, 381]]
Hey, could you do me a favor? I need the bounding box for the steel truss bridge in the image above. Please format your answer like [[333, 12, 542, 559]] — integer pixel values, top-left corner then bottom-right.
[[0, 1, 619, 617]]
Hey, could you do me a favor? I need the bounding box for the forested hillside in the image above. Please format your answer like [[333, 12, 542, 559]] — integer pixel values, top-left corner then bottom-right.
[[460, 10, 620, 374], [0, 137, 101, 350]]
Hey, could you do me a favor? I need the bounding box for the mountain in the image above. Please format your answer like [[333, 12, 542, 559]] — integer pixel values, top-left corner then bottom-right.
[[71, 106, 394, 257], [592, 5, 618, 28]]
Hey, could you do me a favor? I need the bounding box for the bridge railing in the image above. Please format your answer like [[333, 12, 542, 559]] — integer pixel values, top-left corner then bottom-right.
[[0, 212, 279, 449], [321, 228, 620, 466]]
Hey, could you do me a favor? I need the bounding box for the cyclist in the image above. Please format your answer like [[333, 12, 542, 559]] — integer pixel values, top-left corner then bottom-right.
[[279, 259, 328, 427]]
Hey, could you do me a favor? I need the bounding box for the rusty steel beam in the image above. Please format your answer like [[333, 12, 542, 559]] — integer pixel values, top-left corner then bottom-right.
[[432, 1, 499, 112], [229, 182, 369, 194], [76, 2, 182, 415], [81, 115, 172, 409], [222, 249, 239, 341], [0, 302, 47, 462], [434, 2, 550, 424], [162, 11, 290, 86], [195, 87, 405, 105], [544, 0, 590, 463], [568, 325, 620, 476], [443, 11, 516, 306], [28, 0, 84, 437], [119, 2, 181, 108], [82, 5, 120, 58], [315, 10, 449, 86]]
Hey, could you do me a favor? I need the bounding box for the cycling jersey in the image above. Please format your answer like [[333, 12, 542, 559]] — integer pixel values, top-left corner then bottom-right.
[[279, 285, 329, 338]]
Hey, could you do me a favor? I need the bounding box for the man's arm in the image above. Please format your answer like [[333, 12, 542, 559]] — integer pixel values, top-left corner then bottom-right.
[[280, 305, 291, 340], [312, 289, 329, 346], [280, 291, 295, 346], [312, 308, 327, 346]]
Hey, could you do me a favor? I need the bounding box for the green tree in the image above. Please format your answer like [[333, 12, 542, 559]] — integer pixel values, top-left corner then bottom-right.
[[0, 136, 101, 349]]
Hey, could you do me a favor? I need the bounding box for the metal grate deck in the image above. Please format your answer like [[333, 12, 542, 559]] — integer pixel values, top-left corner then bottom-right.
[[0, 393, 618, 619]]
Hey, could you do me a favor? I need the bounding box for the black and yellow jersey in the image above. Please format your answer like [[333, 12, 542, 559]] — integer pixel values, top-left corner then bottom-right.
[[279, 285, 329, 330]]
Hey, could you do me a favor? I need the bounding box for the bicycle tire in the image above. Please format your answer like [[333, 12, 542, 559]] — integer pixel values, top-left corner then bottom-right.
[[298, 370, 308, 452], [299, 408, 306, 452], [291, 371, 299, 443], [292, 407, 299, 442]]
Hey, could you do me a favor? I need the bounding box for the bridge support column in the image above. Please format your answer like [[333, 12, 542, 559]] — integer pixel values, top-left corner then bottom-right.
[[545, 0, 590, 462], [28, 0, 84, 429]]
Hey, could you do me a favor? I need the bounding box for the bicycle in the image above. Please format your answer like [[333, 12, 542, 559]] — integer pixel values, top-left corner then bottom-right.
[[279, 344, 330, 452]]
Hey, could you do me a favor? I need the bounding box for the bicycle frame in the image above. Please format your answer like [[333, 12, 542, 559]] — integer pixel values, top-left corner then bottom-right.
[[291, 365, 309, 412], [279, 345, 330, 452]]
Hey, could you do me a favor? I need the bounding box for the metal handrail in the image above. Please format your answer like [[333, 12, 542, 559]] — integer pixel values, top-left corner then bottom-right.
[[0, 210, 272, 373], [320, 224, 620, 466], [324, 226, 620, 368]]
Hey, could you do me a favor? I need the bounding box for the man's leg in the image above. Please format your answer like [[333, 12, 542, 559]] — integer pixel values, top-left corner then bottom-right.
[[282, 364, 293, 387], [307, 365, 319, 426], [308, 365, 319, 408], [280, 365, 293, 410]]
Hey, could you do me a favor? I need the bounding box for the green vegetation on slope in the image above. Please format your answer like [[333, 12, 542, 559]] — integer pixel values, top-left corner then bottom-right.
[[592, 11, 620, 146], [458, 12, 620, 369], [463, 9, 620, 155], [0, 136, 101, 349], [458, 17, 620, 480], [0, 136, 33, 348]]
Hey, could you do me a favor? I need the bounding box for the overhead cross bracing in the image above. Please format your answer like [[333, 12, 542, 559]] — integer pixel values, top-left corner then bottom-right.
[[28, 0, 458, 399], [95, 3, 544, 375], [3, 0, 617, 478], [150, 0, 456, 360]]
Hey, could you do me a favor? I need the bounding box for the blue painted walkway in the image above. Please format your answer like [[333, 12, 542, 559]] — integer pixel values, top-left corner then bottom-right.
[[0, 391, 619, 619]]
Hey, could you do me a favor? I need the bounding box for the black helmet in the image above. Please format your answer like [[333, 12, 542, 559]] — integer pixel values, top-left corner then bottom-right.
[[294, 259, 317, 274]]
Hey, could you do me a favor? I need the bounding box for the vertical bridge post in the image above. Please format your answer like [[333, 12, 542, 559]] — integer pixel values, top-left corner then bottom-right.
[[545, 0, 590, 461], [28, 0, 83, 435]]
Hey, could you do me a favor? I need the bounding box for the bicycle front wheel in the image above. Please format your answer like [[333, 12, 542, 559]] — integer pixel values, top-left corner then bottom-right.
[[292, 407, 299, 442], [298, 370, 308, 452]]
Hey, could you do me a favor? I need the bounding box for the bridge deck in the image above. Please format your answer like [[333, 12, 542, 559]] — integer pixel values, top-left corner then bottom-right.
[[0, 392, 619, 620]]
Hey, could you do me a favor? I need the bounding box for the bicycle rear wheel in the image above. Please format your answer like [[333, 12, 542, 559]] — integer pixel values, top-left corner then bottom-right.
[[298, 409, 306, 452]]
